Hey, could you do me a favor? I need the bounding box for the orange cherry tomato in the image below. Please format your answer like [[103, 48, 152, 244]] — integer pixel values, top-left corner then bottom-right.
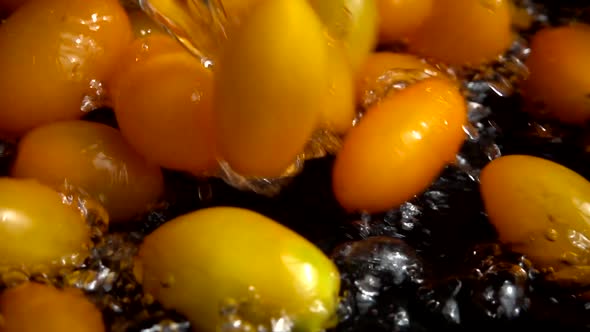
[[333, 77, 467, 213], [0, 0, 132, 136], [406, 0, 513, 66], [376, 0, 433, 44], [111, 34, 217, 174], [0, 282, 105, 332], [522, 24, 590, 125], [12, 120, 164, 222]]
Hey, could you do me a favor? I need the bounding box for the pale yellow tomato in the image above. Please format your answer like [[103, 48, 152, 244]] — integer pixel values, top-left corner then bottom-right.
[[521, 24, 590, 125], [309, 0, 378, 72], [333, 77, 467, 213], [0, 178, 90, 268], [112, 34, 217, 175], [0, 0, 132, 136], [406, 0, 513, 66], [11, 120, 164, 223], [376, 0, 433, 44], [480, 155, 590, 271], [0, 282, 105, 332], [135, 207, 340, 332], [214, 0, 328, 177]]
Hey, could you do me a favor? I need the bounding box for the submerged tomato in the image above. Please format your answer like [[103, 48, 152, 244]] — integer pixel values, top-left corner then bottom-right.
[[0, 178, 90, 268], [214, 0, 328, 177], [481, 155, 590, 273], [12, 120, 164, 223], [522, 24, 590, 125], [0, 0, 132, 136], [0, 282, 105, 332], [135, 207, 340, 332], [333, 77, 467, 213]]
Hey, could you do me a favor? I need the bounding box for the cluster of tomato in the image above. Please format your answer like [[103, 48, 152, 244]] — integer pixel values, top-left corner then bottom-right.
[[0, 0, 589, 331]]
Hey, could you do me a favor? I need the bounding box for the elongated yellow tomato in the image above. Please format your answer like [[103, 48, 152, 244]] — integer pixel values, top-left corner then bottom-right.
[[333, 77, 467, 213], [355, 52, 439, 106], [0, 282, 105, 332], [112, 35, 217, 175], [0, 0, 132, 136], [406, 0, 513, 66], [480, 155, 590, 271], [376, 0, 433, 44], [214, 0, 328, 177], [135, 207, 340, 332], [521, 24, 590, 125], [0, 178, 90, 268], [11, 120, 164, 223], [309, 0, 378, 72], [320, 45, 356, 134]]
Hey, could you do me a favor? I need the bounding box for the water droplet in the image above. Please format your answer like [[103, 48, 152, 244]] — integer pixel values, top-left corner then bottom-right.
[[544, 228, 559, 242]]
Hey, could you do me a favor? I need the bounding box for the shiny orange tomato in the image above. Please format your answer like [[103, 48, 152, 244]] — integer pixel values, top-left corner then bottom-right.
[[406, 0, 513, 66], [333, 77, 467, 213], [0, 0, 132, 137], [521, 24, 590, 125], [0, 282, 105, 332], [112, 34, 217, 175], [12, 120, 164, 223]]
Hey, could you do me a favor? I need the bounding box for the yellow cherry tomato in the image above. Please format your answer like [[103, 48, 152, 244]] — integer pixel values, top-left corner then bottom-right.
[[406, 0, 513, 66], [355, 51, 439, 106], [0, 282, 105, 332], [309, 0, 378, 72], [333, 77, 467, 213], [319, 45, 356, 134], [0, 0, 132, 137], [480, 155, 590, 271], [11, 120, 164, 223], [127, 8, 165, 39], [214, 0, 328, 177], [521, 24, 590, 125], [376, 0, 433, 44], [0, 178, 90, 268], [112, 35, 217, 175], [135, 207, 340, 332]]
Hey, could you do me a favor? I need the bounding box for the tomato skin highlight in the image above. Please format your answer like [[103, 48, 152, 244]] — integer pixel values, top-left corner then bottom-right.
[[333, 77, 467, 213]]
